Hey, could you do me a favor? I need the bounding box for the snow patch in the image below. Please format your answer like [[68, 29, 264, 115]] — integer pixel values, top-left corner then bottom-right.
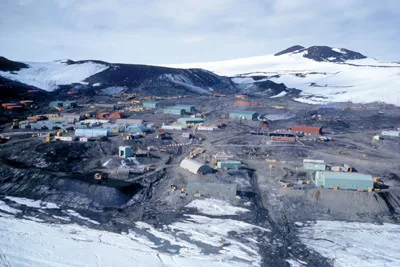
[[65, 209, 100, 225], [185, 199, 249, 216], [270, 91, 287, 98], [0, 61, 108, 91], [93, 82, 101, 87], [299, 220, 400, 267], [0, 216, 244, 267], [0, 200, 21, 215], [5, 196, 60, 209]]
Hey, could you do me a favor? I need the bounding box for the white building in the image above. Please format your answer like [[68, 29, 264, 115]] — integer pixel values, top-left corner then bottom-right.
[[180, 158, 213, 174]]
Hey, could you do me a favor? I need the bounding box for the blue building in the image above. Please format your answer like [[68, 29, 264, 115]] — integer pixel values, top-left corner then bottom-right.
[[229, 110, 259, 120], [164, 108, 185, 115], [142, 101, 159, 109]]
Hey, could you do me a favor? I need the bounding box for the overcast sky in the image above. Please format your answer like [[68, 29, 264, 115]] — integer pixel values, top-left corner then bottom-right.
[[1, 0, 399, 64]]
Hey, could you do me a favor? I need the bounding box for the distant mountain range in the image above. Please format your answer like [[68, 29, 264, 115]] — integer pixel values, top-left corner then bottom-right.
[[1, 45, 400, 105]]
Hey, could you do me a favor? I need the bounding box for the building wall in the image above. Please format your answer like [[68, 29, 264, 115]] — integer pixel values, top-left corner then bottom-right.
[[174, 105, 195, 112], [381, 131, 400, 137], [74, 129, 109, 137], [164, 108, 185, 115], [187, 182, 237, 198], [315, 171, 373, 190], [291, 125, 322, 134], [142, 102, 159, 108]]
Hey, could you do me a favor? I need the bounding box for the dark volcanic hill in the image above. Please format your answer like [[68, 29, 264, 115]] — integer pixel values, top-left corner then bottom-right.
[[275, 45, 367, 62], [0, 56, 28, 72]]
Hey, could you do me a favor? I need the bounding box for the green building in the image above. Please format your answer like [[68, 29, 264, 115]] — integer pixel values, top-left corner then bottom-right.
[[173, 104, 195, 113], [142, 101, 159, 109], [229, 110, 259, 120], [119, 146, 133, 158], [315, 171, 373, 191], [164, 107, 185, 115], [177, 117, 204, 125], [303, 162, 326, 171], [217, 161, 241, 169]]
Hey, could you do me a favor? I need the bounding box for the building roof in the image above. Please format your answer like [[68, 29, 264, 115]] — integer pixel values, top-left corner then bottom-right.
[[180, 158, 212, 174], [174, 104, 195, 108], [316, 171, 373, 181], [177, 117, 204, 123], [115, 119, 144, 125], [142, 101, 159, 104], [230, 110, 258, 115]]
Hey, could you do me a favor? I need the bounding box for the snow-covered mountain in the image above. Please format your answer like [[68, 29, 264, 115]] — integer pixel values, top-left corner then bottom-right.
[[0, 58, 236, 95], [168, 46, 400, 106]]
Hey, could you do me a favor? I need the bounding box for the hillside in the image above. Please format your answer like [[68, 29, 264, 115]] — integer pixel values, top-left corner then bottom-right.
[[0, 58, 237, 95], [168, 45, 400, 106]]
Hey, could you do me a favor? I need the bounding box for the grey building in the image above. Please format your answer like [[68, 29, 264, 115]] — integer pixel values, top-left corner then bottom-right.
[[187, 182, 237, 198], [115, 119, 144, 125], [164, 108, 185, 116], [229, 110, 259, 120]]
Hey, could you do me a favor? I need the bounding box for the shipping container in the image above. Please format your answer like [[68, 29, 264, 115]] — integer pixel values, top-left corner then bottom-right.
[[291, 125, 322, 135]]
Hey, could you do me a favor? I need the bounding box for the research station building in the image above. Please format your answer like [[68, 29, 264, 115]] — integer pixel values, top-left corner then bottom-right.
[[142, 101, 159, 109], [314, 171, 373, 191], [229, 110, 259, 120], [180, 158, 213, 174], [164, 107, 185, 116]]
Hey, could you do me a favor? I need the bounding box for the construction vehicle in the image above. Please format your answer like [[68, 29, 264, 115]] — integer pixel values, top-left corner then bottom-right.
[[10, 119, 19, 129], [186, 147, 205, 159], [0, 135, 10, 143], [44, 135, 51, 143], [373, 177, 382, 183]]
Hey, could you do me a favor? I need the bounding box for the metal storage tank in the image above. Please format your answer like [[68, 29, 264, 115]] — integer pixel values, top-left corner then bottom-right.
[[74, 128, 109, 137], [142, 101, 159, 109], [180, 158, 213, 174], [217, 161, 241, 169], [173, 104, 195, 113], [187, 182, 237, 198], [229, 110, 259, 120], [164, 108, 185, 115], [291, 125, 322, 134], [315, 171, 373, 191]]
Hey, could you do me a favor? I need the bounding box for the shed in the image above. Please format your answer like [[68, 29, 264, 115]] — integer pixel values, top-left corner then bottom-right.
[[180, 158, 213, 174], [217, 161, 241, 169], [164, 108, 185, 115], [229, 110, 259, 120], [314, 171, 373, 191], [119, 146, 133, 158], [177, 117, 204, 125], [94, 104, 116, 110], [187, 182, 237, 198], [291, 125, 322, 135], [142, 101, 159, 109], [74, 128, 109, 137], [173, 104, 195, 113]]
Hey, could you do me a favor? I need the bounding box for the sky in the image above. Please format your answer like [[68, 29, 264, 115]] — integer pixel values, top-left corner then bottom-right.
[[0, 0, 399, 64]]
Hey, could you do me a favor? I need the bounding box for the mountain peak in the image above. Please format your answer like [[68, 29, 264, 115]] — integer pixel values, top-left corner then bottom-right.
[[275, 45, 367, 62], [274, 45, 305, 56]]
